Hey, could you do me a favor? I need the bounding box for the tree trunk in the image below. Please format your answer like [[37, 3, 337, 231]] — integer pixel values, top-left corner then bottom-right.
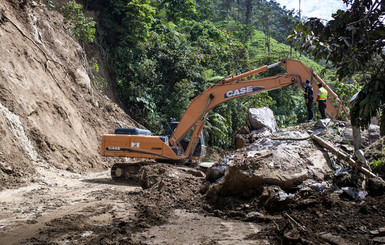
[[245, 0, 253, 25], [311, 134, 380, 180]]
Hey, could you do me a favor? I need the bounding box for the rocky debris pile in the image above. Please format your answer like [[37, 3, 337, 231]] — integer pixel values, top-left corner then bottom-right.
[[206, 113, 385, 200], [207, 129, 331, 199], [235, 107, 278, 149], [83, 107, 384, 244], [138, 164, 207, 212], [204, 106, 385, 206], [211, 108, 335, 199], [199, 109, 385, 244]]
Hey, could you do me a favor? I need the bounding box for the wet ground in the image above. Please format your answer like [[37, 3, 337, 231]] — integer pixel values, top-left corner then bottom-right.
[[1, 161, 384, 245]]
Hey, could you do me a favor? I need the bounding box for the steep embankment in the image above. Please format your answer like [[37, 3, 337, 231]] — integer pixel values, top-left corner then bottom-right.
[[0, 1, 137, 190]]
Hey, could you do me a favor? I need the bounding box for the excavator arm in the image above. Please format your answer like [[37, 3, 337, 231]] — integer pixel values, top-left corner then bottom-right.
[[169, 73, 300, 153], [101, 59, 346, 163], [169, 59, 345, 154]]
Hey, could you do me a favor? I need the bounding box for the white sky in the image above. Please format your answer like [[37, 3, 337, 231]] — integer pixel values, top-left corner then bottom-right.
[[274, 0, 348, 20]]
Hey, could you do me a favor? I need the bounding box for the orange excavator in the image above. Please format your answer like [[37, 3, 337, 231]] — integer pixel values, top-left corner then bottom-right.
[[101, 59, 346, 179]]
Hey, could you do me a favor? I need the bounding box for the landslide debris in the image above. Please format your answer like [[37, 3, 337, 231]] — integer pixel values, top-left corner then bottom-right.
[[84, 115, 385, 244], [1, 1, 385, 244], [118, 109, 385, 244]]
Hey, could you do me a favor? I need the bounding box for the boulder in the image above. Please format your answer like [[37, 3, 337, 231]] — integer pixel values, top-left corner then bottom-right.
[[314, 118, 331, 129], [234, 134, 248, 149], [248, 107, 278, 132], [362, 124, 381, 146], [206, 130, 332, 198]]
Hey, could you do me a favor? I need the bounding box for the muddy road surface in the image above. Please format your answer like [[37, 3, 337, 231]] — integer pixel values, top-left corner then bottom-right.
[[0, 167, 138, 244], [1, 162, 385, 245], [0, 165, 271, 244]]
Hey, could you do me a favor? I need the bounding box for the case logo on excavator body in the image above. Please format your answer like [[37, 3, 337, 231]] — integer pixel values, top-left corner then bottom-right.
[[225, 86, 265, 98], [107, 146, 121, 151]]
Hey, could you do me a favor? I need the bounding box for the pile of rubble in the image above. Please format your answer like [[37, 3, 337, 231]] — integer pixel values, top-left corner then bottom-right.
[[130, 107, 385, 244], [206, 107, 385, 200]]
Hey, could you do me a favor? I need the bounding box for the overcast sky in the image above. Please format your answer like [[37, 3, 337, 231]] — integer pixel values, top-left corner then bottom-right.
[[274, 0, 348, 20]]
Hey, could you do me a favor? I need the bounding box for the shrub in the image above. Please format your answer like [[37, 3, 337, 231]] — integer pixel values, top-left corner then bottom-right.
[[61, 0, 96, 44]]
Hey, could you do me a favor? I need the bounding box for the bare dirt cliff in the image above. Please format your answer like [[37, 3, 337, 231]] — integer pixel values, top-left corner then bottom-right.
[[0, 0, 137, 190]]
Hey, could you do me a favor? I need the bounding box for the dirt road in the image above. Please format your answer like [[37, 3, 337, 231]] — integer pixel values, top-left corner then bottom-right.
[[0, 167, 139, 244], [0, 166, 270, 244], [1, 162, 385, 244]]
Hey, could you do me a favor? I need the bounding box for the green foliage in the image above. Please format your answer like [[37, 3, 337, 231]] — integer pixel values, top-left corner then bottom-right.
[[123, 0, 155, 42], [93, 0, 341, 148], [90, 57, 99, 73], [167, 79, 195, 120], [100, 0, 155, 47], [336, 80, 362, 104], [61, 0, 96, 43], [370, 155, 385, 179], [93, 75, 108, 91], [205, 112, 229, 146], [371, 158, 385, 168], [158, 0, 197, 22], [269, 87, 307, 126]]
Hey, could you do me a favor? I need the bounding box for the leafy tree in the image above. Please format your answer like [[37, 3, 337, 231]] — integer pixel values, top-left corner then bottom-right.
[[104, 0, 155, 45], [195, 0, 220, 21], [289, 0, 385, 135], [61, 0, 96, 44], [90, 0, 334, 149]]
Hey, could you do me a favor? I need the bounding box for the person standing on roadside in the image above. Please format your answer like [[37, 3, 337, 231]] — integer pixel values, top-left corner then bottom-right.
[[317, 83, 328, 119], [304, 79, 313, 122]]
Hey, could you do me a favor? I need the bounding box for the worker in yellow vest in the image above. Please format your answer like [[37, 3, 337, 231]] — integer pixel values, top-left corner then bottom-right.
[[317, 83, 328, 119]]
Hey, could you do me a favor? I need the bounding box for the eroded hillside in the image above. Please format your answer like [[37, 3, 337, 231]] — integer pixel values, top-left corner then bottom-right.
[[0, 0, 137, 189]]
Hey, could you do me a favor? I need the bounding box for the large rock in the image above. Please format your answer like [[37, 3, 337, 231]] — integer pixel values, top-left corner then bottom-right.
[[343, 124, 380, 147], [314, 118, 331, 129], [365, 124, 381, 145], [234, 134, 248, 149], [248, 107, 278, 132], [206, 130, 332, 198]]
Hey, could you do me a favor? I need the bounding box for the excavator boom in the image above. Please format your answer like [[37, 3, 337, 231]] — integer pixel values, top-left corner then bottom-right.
[[101, 59, 345, 164]]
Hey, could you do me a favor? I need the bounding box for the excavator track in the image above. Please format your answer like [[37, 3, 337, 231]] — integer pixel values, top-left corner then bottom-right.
[[111, 163, 143, 181]]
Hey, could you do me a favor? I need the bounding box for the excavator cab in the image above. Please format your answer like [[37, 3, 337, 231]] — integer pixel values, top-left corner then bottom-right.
[[167, 120, 207, 159]]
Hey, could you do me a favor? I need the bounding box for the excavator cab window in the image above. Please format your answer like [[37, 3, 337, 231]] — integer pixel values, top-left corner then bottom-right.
[[166, 120, 206, 157], [167, 120, 179, 137]]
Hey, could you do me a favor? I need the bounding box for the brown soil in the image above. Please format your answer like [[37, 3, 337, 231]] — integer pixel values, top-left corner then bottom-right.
[[1, 1, 385, 245], [1, 162, 385, 245]]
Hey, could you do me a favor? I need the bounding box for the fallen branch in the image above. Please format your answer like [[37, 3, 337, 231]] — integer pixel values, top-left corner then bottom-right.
[[270, 136, 311, 141], [270, 131, 325, 141], [283, 212, 305, 231], [311, 134, 383, 181]]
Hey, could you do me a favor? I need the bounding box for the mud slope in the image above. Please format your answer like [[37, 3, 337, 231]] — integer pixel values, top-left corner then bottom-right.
[[0, 0, 137, 189]]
